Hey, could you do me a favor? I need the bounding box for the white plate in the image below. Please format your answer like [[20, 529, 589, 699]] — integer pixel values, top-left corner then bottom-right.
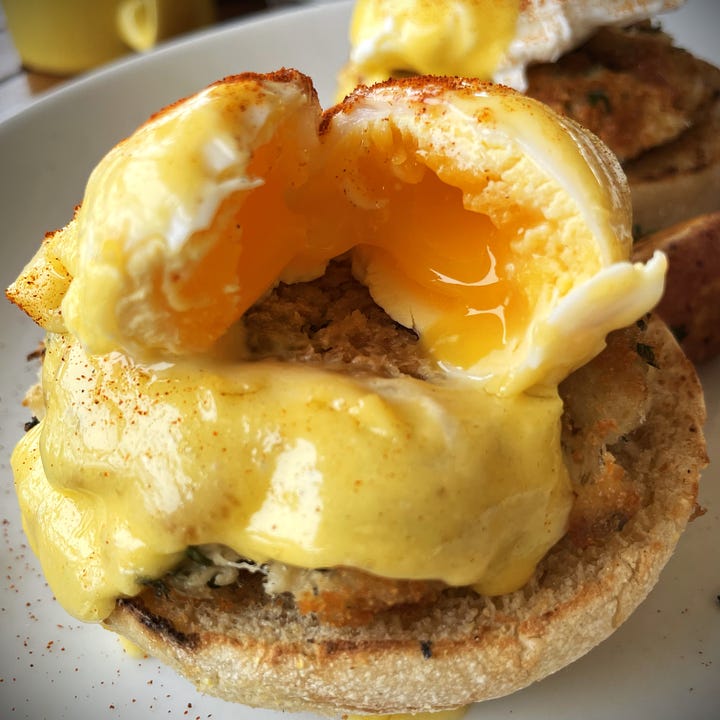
[[1, 1, 718, 719]]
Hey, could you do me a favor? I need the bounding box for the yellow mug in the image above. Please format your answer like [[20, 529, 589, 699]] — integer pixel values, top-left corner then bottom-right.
[[2, 0, 215, 75]]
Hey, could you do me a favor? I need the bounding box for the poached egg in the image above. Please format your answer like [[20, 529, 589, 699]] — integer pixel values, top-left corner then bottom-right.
[[337, 0, 685, 97]]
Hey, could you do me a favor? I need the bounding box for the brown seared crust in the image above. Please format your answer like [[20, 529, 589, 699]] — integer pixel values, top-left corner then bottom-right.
[[626, 95, 720, 234], [286, 567, 445, 627], [243, 257, 438, 380], [526, 23, 720, 231], [526, 23, 720, 163], [104, 316, 707, 715], [560, 323, 652, 547], [633, 212, 720, 363]]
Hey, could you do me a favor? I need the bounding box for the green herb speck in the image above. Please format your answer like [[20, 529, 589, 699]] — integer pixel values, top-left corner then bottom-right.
[[587, 89, 612, 113], [636, 342, 659, 368]]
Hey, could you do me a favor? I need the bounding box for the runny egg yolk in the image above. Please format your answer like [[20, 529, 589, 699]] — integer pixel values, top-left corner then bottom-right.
[[172, 128, 311, 332], [11, 74, 665, 395], [347, 171, 532, 367]]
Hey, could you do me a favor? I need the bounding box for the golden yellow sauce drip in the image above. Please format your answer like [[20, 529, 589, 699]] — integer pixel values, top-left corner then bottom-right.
[[11, 332, 572, 621], [344, 0, 521, 93], [116, 635, 147, 659]]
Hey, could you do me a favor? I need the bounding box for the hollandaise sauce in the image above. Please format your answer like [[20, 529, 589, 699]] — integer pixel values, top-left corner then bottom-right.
[[12, 331, 571, 622], [345, 0, 521, 92]]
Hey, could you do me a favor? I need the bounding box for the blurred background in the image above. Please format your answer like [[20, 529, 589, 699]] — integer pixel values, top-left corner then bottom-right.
[[0, 0, 330, 117]]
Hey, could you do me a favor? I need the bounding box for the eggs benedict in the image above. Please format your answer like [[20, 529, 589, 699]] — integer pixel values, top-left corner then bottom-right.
[[6, 70, 707, 715], [336, 0, 684, 97]]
